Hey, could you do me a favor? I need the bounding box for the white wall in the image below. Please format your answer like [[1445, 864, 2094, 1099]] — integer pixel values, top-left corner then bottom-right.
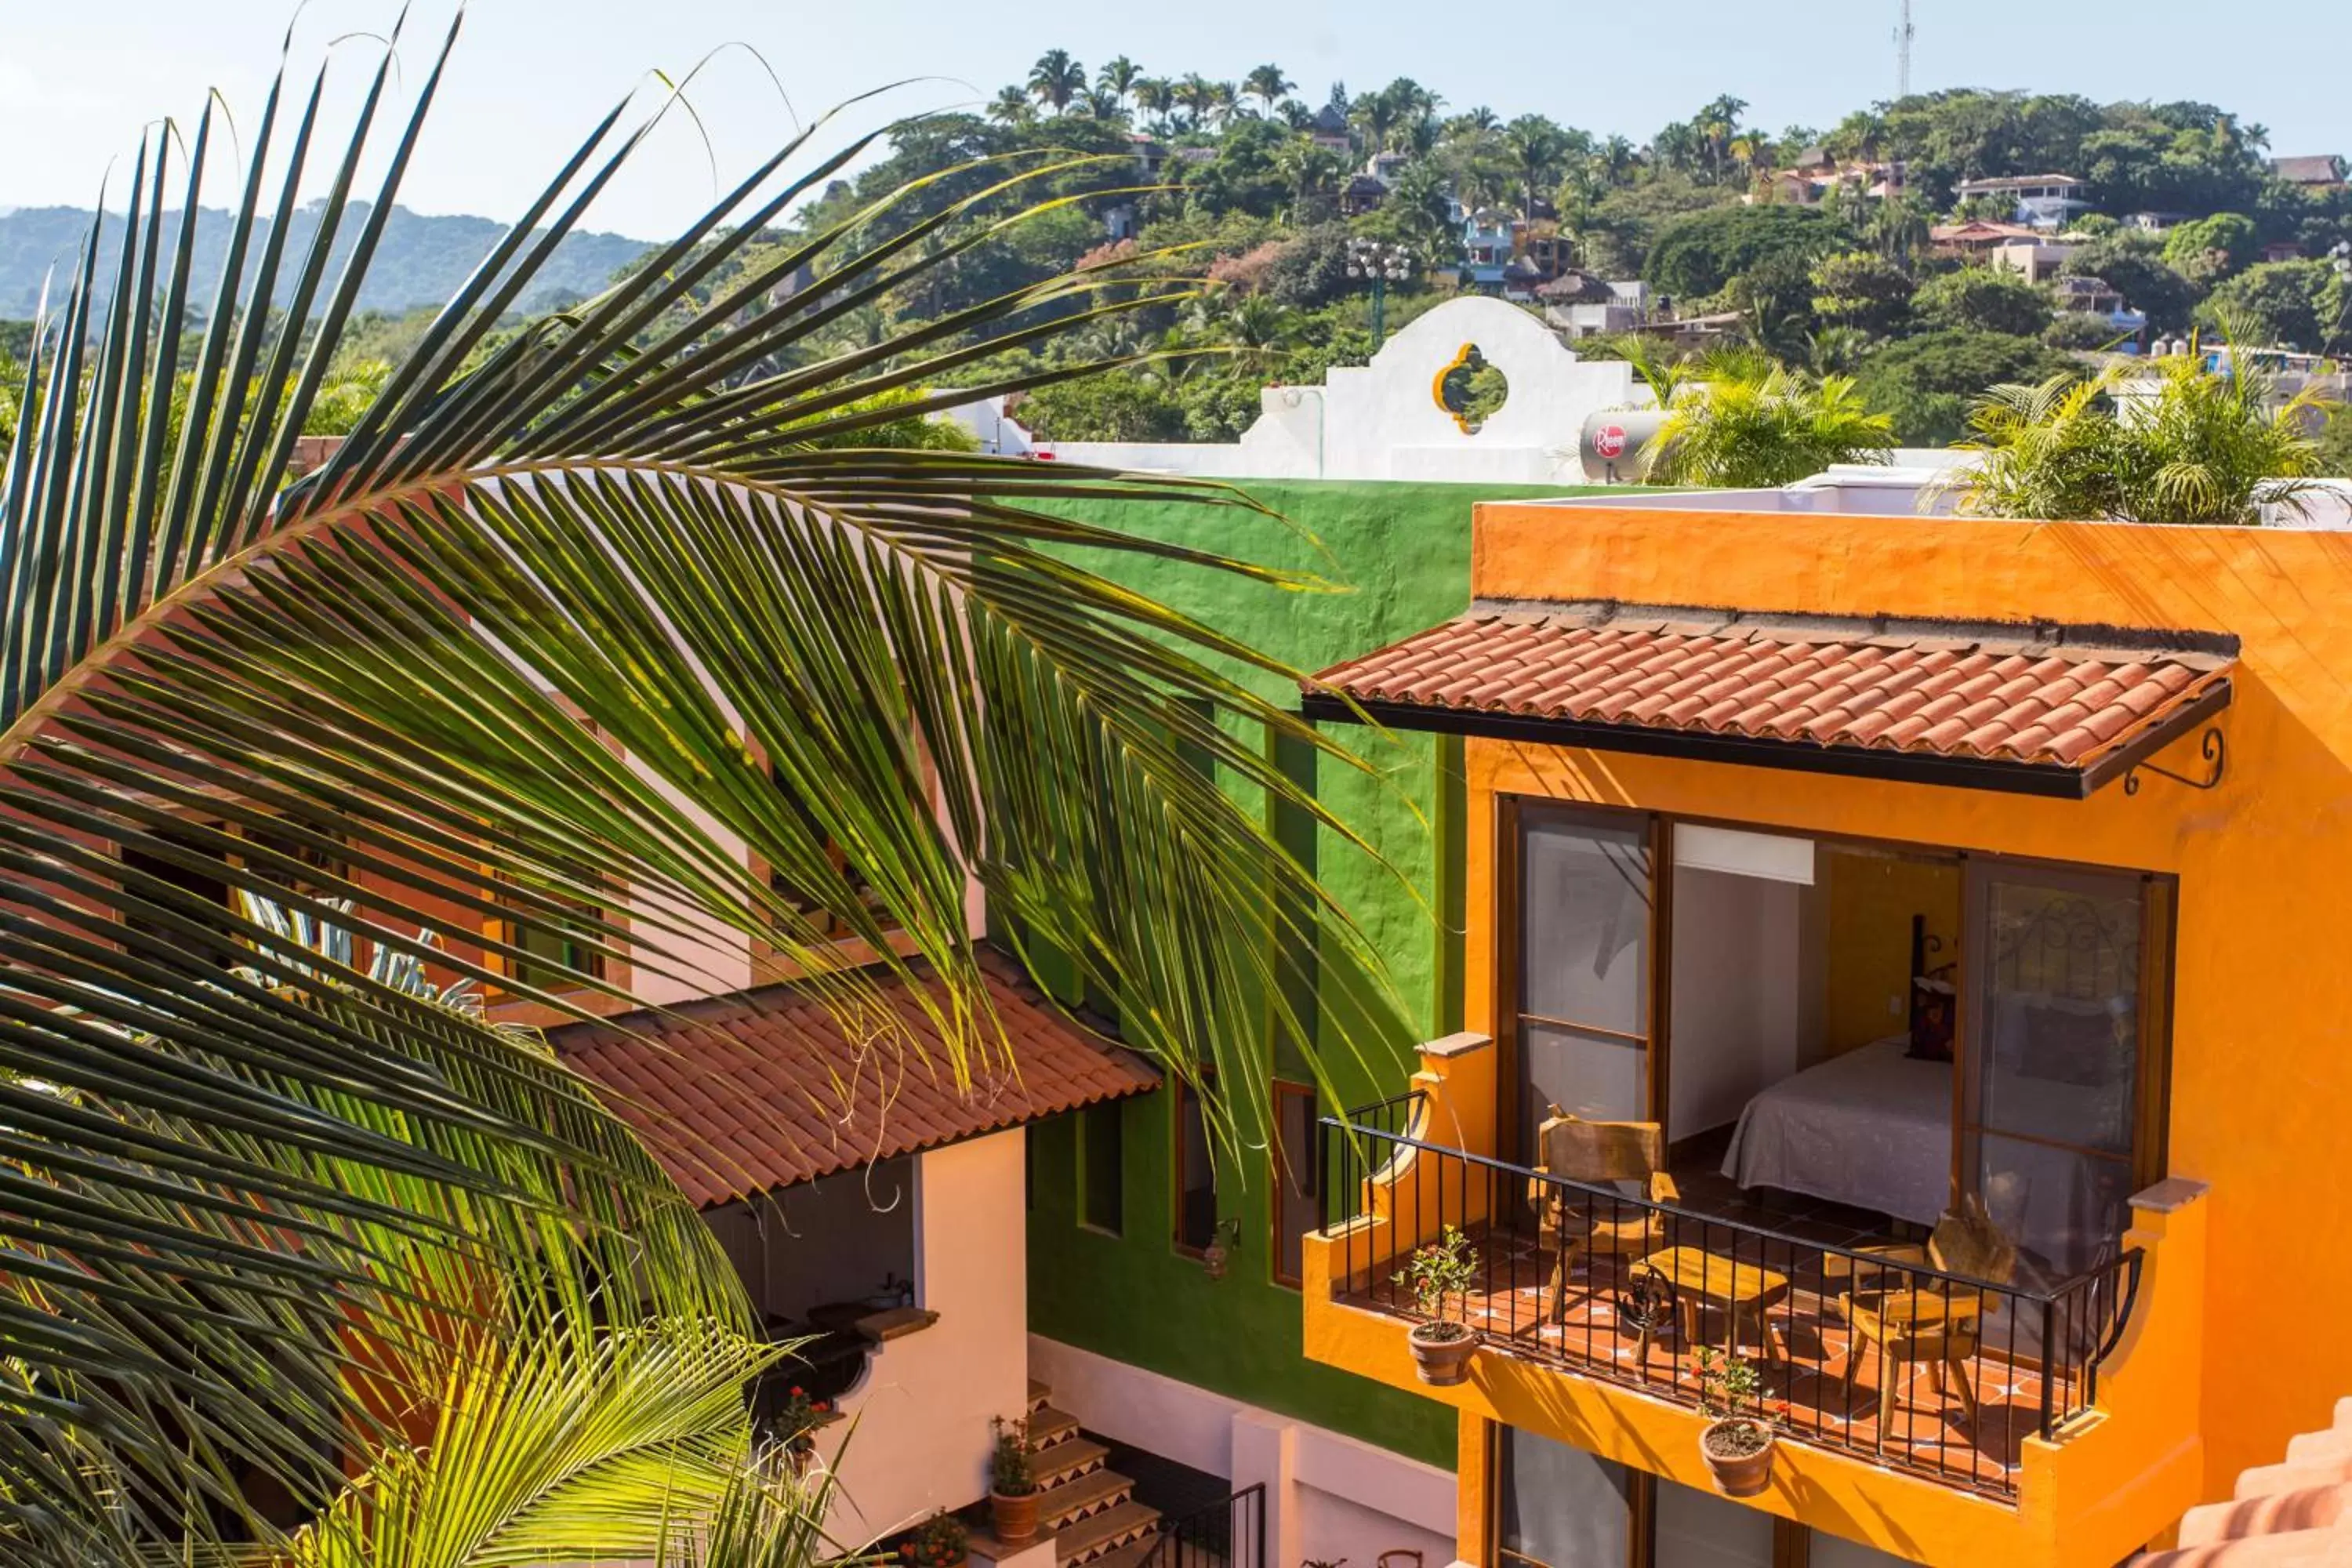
[[1030, 1337, 1457, 1568], [1667, 867, 1809, 1143], [818, 1131, 1030, 1541], [1036, 297, 1643, 485]]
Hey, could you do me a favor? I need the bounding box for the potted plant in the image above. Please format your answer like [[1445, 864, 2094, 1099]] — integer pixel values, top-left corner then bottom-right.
[[904, 1511, 969, 1568], [778, 1385, 834, 1473], [989, 1415, 1041, 1544], [1692, 1348, 1781, 1497], [1393, 1223, 1480, 1386]]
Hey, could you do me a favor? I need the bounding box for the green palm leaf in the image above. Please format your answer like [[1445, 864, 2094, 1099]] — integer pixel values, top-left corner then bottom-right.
[[0, 15, 1405, 1559]]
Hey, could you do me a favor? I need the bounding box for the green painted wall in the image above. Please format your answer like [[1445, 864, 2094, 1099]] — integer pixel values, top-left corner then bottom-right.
[[1024, 480, 1613, 1470]]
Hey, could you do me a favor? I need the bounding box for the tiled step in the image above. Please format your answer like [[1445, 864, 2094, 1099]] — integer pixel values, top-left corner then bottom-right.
[[1029, 1378, 1051, 1414], [2284, 1428, 2352, 1465], [2176, 1483, 2352, 1547], [1082, 1539, 1162, 1568], [1033, 1437, 1110, 1490], [2238, 1454, 2352, 1501], [1028, 1406, 1081, 1450], [1054, 1500, 1162, 1566], [1039, 1467, 1134, 1530]]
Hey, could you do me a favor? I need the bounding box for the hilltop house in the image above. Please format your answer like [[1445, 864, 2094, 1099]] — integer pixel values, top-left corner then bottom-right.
[[1289, 486, 2352, 1566], [1929, 219, 2045, 257], [1954, 173, 2092, 229], [2268, 154, 2346, 191]]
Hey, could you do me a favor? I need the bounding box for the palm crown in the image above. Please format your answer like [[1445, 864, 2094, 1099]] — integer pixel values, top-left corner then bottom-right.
[[0, 16, 1402, 1561]]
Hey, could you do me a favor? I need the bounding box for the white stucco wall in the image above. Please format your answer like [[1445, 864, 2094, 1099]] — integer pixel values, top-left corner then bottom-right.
[[819, 1130, 1030, 1541], [1035, 297, 1645, 485], [1029, 1336, 1456, 1568]]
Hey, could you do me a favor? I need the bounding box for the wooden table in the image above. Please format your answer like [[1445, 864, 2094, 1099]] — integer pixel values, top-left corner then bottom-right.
[[1634, 1246, 1792, 1362]]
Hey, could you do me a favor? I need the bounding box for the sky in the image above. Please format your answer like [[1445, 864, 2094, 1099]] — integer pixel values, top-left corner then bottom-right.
[[3, 0, 2347, 241]]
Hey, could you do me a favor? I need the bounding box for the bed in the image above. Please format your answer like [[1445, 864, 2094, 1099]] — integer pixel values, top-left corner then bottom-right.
[[1719, 1036, 1954, 1228]]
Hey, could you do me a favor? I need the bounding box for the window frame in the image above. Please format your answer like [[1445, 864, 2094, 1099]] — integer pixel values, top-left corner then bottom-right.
[[1269, 1077, 1319, 1290], [1171, 1069, 1220, 1258], [1079, 1098, 1125, 1239]]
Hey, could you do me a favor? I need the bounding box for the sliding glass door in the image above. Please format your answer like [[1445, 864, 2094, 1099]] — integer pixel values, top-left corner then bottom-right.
[[1497, 1427, 1632, 1568], [1962, 862, 2164, 1278], [1512, 804, 1657, 1163]]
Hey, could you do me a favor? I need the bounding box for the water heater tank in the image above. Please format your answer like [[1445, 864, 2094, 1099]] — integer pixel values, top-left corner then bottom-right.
[[1577, 408, 1669, 483]]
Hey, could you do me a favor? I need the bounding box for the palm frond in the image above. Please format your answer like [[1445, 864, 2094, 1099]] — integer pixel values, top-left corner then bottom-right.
[[0, 14, 1410, 1558]]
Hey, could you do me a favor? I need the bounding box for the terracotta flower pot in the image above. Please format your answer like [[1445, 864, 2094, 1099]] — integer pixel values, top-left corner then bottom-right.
[[991, 1489, 1041, 1544], [1406, 1321, 1479, 1386], [1699, 1417, 1777, 1497]]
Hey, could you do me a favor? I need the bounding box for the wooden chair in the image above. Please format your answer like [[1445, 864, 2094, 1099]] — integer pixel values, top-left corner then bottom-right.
[[1530, 1108, 1679, 1327], [1831, 1199, 2019, 1444]]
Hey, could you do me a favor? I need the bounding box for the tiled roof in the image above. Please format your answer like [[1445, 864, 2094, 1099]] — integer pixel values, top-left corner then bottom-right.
[[1307, 604, 2234, 782], [557, 954, 1157, 1207], [2270, 154, 2346, 185], [2136, 1396, 2352, 1563]]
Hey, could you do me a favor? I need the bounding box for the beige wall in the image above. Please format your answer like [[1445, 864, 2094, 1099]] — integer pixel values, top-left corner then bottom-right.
[[818, 1129, 1030, 1539]]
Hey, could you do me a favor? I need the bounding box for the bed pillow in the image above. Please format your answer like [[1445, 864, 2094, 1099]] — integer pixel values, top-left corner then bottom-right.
[[1907, 976, 1956, 1062]]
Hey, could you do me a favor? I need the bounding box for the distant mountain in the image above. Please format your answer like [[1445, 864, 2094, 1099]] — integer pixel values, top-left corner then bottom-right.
[[0, 201, 655, 320]]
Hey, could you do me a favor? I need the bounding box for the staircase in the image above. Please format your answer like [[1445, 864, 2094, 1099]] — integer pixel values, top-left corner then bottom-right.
[[1024, 1378, 1164, 1568], [2136, 1396, 2352, 1563]]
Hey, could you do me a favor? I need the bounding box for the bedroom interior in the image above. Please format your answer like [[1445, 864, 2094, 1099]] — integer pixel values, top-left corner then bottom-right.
[[1513, 804, 2165, 1289]]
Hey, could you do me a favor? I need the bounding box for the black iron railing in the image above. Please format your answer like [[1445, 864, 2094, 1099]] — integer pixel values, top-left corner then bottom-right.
[[1317, 1116, 2144, 1499], [1137, 1482, 1266, 1568], [1316, 1088, 1425, 1232]]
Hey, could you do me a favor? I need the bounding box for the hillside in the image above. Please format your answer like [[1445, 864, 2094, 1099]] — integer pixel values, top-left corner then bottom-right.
[[682, 71, 2350, 449], [0, 201, 652, 318]]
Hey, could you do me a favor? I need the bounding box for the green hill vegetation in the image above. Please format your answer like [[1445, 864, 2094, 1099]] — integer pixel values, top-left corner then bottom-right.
[[0, 200, 650, 318], [688, 70, 2349, 449]]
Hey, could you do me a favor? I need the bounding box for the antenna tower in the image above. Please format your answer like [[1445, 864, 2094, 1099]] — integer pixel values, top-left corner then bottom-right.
[[1895, 0, 1915, 98]]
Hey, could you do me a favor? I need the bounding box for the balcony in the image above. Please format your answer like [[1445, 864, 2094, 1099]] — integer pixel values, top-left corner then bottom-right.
[[1319, 1092, 2138, 1498], [1300, 1033, 2210, 1565]]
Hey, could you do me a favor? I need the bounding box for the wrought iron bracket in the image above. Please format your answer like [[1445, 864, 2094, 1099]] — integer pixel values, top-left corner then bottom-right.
[[2123, 726, 2225, 797]]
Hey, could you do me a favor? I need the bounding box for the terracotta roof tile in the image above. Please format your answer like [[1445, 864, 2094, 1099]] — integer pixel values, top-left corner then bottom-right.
[[555, 953, 1158, 1207], [1311, 607, 2233, 778]]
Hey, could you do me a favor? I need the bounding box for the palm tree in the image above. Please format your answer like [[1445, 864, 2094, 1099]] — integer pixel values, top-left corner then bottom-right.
[[270, 1317, 789, 1567], [1076, 85, 1127, 122], [1948, 350, 2336, 525], [1173, 74, 1218, 132], [1132, 76, 1174, 128], [1501, 114, 1573, 220], [989, 85, 1038, 126], [1206, 81, 1240, 128], [1274, 138, 1346, 225], [1595, 135, 1638, 187], [1026, 49, 1087, 114], [1642, 358, 1895, 486], [1243, 64, 1295, 115], [1349, 88, 1399, 155], [1097, 55, 1145, 107], [0, 20, 1400, 1561], [1867, 195, 1931, 266], [1693, 93, 1749, 183], [1447, 107, 1501, 139]]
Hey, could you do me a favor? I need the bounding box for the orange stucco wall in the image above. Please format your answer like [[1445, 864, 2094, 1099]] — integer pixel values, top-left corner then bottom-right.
[[1449, 503, 2352, 1525]]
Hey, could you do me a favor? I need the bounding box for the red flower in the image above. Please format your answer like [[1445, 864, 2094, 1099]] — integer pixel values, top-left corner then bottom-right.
[[790, 1386, 806, 1397], [900, 1548, 914, 1557]]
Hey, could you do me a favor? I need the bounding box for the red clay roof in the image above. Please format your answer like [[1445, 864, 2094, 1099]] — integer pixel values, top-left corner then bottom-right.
[[1308, 605, 2234, 779], [557, 955, 1157, 1207]]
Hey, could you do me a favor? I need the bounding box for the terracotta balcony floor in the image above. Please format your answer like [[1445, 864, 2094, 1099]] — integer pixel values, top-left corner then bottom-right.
[[1338, 1219, 2067, 1497]]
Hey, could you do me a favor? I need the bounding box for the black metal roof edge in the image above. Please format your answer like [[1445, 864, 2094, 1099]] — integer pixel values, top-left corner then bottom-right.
[[1300, 691, 2104, 799], [1457, 597, 2241, 660]]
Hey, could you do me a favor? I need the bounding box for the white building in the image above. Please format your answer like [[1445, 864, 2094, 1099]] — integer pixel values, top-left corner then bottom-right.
[[1021, 296, 1649, 486]]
